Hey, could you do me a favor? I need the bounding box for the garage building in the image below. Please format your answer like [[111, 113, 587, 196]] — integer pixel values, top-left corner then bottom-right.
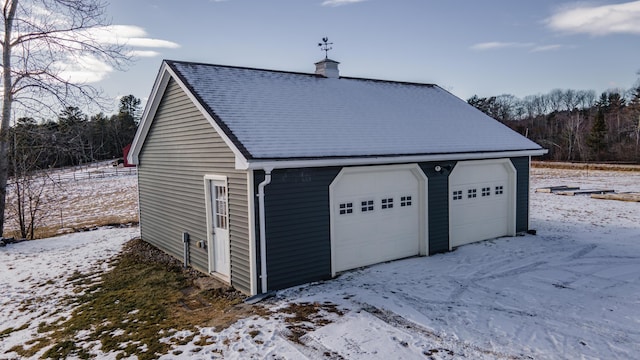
[[128, 59, 546, 296]]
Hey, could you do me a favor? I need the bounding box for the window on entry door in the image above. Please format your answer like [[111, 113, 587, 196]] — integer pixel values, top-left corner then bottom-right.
[[214, 185, 228, 229]]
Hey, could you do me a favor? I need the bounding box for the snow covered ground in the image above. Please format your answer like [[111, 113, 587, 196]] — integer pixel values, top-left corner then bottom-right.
[[0, 228, 140, 357], [1, 167, 639, 359]]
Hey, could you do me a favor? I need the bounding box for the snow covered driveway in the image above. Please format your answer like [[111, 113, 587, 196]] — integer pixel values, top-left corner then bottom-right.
[[164, 169, 640, 359], [1, 168, 639, 359], [282, 227, 639, 359]]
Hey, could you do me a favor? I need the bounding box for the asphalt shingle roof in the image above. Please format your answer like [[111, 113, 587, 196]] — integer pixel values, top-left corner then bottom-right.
[[167, 60, 543, 160]]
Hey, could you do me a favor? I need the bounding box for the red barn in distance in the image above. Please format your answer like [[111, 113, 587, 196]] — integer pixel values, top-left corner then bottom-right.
[[122, 144, 135, 167]]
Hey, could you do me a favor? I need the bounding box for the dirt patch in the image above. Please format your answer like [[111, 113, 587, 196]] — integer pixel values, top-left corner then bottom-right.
[[278, 301, 344, 344]]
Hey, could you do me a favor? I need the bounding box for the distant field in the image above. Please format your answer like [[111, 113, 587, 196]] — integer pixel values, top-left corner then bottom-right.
[[3, 160, 638, 239], [532, 160, 640, 172], [4, 162, 138, 239]]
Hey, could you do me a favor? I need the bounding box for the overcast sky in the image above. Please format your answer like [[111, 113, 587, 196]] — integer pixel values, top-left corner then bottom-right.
[[91, 0, 640, 112]]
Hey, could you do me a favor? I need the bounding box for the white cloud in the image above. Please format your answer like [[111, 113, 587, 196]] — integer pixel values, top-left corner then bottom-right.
[[127, 50, 160, 58], [530, 44, 563, 52], [50, 25, 178, 84], [84, 25, 146, 44], [57, 25, 179, 84], [126, 38, 180, 49], [471, 41, 566, 53], [86, 25, 180, 49], [470, 42, 533, 50], [54, 55, 114, 84], [321, 0, 367, 7], [546, 1, 640, 35]]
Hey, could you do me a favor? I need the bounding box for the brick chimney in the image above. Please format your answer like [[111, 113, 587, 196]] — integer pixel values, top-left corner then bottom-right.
[[315, 58, 340, 78]]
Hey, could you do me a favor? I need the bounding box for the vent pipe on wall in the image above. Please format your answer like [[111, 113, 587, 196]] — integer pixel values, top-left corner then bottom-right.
[[182, 232, 190, 268]]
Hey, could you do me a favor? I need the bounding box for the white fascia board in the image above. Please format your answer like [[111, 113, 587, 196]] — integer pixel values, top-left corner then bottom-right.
[[128, 62, 250, 167], [167, 66, 249, 167], [128, 62, 172, 165], [240, 149, 548, 171]]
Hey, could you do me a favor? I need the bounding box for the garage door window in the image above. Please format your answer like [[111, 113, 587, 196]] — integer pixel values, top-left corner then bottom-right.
[[468, 189, 477, 199], [400, 196, 412, 207], [339, 202, 353, 215], [452, 190, 462, 201], [381, 198, 394, 209], [482, 187, 491, 197], [361, 200, 374, 212], [495, 185, 504, 195]]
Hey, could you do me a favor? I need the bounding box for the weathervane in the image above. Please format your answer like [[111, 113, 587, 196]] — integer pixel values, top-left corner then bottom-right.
[[318, 37, 333, 59]]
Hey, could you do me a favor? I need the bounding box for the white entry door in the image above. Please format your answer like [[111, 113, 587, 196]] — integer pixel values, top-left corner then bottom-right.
[[206, 176, 230, 278]]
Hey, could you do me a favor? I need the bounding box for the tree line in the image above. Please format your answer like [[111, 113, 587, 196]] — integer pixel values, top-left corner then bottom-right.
[[5, 95, 139, 239], [468, 87, 640, 162], [9, 95, 140, 176]]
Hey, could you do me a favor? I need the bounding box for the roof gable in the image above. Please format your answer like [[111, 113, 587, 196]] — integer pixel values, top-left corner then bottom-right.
[[128, 62, 250, 167]]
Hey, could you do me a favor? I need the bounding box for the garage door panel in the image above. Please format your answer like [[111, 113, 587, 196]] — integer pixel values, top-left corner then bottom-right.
[[336, 233, 419, 270], [450, 163, 508, 185], [331, 166, 424, 273], [451, 198, 508, 219], [335, 172, 418, 197], [452, 219, 506, 246], [452, 207, 507, 226], [449, 160, 514, 248]]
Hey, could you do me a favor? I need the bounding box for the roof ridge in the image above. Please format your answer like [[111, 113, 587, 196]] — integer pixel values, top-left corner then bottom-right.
[[164, 59, 321, 79], [340, 76, 436, 88], [164, 59, 436, 87]]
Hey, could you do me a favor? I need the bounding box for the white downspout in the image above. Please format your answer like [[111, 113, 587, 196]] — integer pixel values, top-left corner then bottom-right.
[[257, 168, 273, 293]]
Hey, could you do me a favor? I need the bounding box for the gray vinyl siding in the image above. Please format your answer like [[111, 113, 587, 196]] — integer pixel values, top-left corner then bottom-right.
[[137, 78, 251, 294], [510, 157, 530, 233], [256, 167, 340, 291], [419, 161, 456, 254]]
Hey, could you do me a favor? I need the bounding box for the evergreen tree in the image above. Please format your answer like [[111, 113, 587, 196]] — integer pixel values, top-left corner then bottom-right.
[[110, 95, 141, 155], [58, 107, 90, 166], [587, 109, 607, 160], [118, 95, 142, 124]]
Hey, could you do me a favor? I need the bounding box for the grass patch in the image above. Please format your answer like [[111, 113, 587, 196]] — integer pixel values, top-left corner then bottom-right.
[[0, 323, 29, 339], [5, 216, 139, 240], [279, 301, 344, 344], [9, 238, 255, 359]]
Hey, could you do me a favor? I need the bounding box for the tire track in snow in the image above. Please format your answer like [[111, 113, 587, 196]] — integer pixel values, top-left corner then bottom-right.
[[564, 244, 597, 261], [447, 260, 548, 301], [354, 301, 530, 360], [275, 329, 345, 359], [387, 268, 640, 359]]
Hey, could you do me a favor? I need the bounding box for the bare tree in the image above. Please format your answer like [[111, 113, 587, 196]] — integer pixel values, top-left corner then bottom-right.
[[577, 90, 596, 110], [5, 116, 55, 239], [547, 89, 564, 113], [8, 166, 53, 240], [0, 0, 129, 236]]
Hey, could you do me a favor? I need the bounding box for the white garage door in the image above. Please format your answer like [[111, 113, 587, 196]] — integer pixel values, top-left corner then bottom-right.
[[330, 165, 426, 274], [449, 159, 516, 248]]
